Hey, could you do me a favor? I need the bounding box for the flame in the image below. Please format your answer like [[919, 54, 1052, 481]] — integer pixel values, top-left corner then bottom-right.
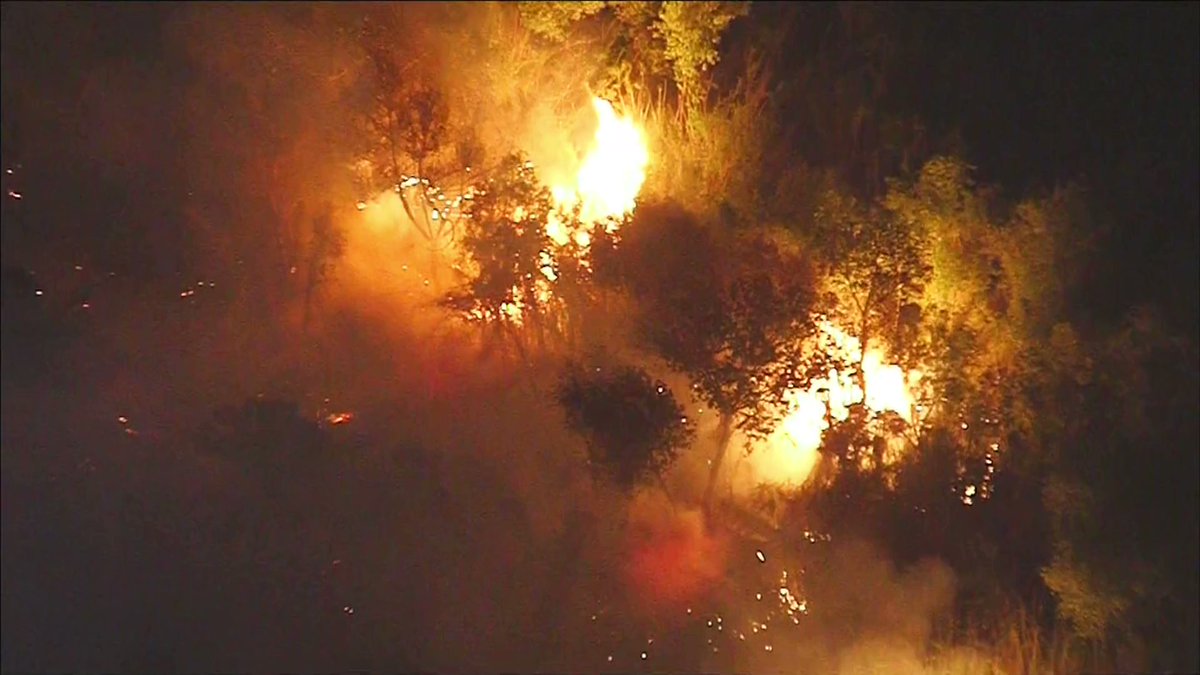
[[486, 97, 648, 324], [352, 96, 648, 326], [747, 321, 923, 487], [325, 412, 355, 426], [547, 97, 649, 246], [572, 97, 649, 222]]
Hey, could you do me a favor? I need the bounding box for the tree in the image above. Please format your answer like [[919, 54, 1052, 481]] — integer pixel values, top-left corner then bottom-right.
[[1034, 310, 1200, 666], [656, 1, 749, 113], [439, 154, 559, 354], [811, 185, 930, 395], [557, 362, 694, 493], [609, 203, 822, 514], [358, 15, 464, 288], [516, 1, 748, 115]]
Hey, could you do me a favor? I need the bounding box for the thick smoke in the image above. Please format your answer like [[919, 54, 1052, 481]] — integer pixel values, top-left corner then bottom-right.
[[4, 4, 999, 673]]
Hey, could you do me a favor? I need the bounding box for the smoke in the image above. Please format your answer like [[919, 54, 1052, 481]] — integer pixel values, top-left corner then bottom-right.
[[4, 5, 1006, 674], [624, 493, 731, 611], [695, 537, 965, 675]]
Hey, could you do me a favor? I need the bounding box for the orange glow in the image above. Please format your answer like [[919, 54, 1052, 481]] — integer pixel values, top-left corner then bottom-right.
[[625, 505, 728, 609], [747, 321, 923, 487]]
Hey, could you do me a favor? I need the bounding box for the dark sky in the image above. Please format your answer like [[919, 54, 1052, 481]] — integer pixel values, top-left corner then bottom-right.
[[735, 1, 1199, 330], [919, 4, 1199, 329]]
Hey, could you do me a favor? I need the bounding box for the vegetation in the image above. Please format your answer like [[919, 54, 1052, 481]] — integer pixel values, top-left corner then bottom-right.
[[2, 2, 1196, 672], [557, 363, 694, 492]]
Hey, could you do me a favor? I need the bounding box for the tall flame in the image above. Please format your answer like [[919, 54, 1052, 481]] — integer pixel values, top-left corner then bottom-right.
[[548, 97, 649, 246]]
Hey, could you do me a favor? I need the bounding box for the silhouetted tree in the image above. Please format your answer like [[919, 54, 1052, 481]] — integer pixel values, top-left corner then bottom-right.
[[608, 203, 823, 514], [557, 362, 694, 493], [440, 154, 559, 355]]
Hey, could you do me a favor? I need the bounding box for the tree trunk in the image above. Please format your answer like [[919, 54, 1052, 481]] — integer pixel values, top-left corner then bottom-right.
[[857, 329, 870, 405], [656, 473, 678, 516], [702, 412, 735, 518], [855, 277, 878, 408]]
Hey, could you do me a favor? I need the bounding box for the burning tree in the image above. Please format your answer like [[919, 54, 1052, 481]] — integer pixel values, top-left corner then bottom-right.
[[812, 187, 930, 388], [357, 14, 473, 289], [439, 154, 562, 354], [557, 362, 694, 493], [610, 203, 823, 514]]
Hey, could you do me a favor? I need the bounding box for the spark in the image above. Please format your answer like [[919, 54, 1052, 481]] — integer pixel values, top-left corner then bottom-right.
[[755, 550, 766, 563], [7, 190, 22, 200]]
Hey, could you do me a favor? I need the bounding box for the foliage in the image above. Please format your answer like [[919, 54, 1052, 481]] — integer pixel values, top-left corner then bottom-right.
[[603, 203, 822, 511], [642, 55, 774, 219], [615, 204, 821, 438], [753, 3, 928, 196], [1034, 310, 1200, 658], [813, 186, 930, 372], [557, 363, 694, 490], [995, 186, 1096, 337], [440, 153, 557, 329], [357, 14, 464, 258], [656, 2, 749, 110], [518, 1, 607, 42], [517, 1, 747, 115]]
